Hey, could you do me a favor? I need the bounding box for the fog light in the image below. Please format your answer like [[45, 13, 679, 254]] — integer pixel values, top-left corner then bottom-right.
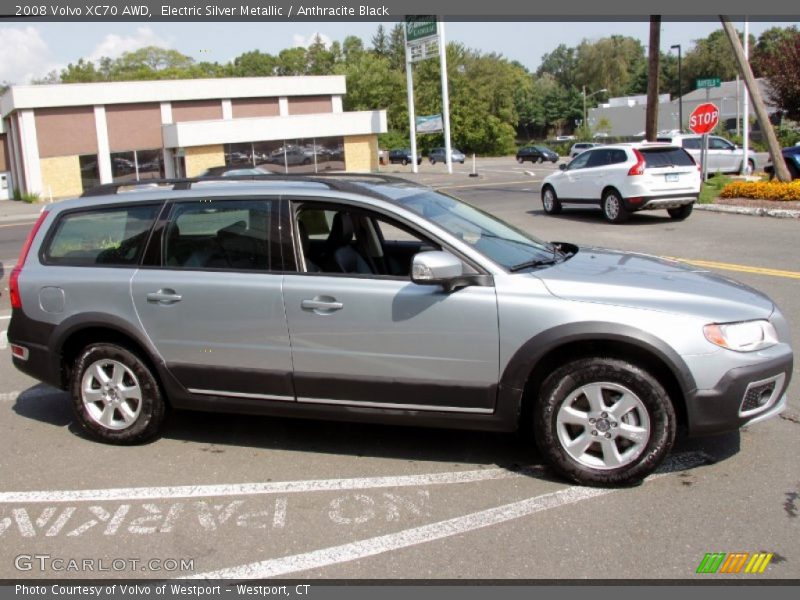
[[10, 344, 29, 361]]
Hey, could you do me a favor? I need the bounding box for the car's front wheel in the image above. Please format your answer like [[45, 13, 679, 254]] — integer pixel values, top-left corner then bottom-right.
[[533, 357, 676, 486], [602, 189, 629, 223], [402, 158, 408, 166], [71, 343, 166, 444], [541, 185, 562, 215], [667, 203, 693, 220], [517, 157, 524, 164]]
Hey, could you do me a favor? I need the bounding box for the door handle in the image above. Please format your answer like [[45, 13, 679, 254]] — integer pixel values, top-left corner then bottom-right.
[[146, 289, 183, 305], [301, 297, 343, 313]]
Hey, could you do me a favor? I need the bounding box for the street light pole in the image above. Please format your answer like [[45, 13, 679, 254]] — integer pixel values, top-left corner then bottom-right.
[[670, 44, 682, 132], [583, 86, 607, 138]]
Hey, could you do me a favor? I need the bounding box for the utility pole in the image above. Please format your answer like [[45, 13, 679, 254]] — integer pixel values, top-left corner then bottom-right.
[[720, 17, 789, 181], [645, 16, 661, 141]]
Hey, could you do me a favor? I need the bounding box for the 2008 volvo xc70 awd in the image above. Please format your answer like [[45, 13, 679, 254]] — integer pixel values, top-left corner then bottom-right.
[[8, 174, 793, 486]]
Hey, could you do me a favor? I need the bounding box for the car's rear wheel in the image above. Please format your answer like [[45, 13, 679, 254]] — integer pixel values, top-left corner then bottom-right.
[[541, 185, 562, 215], [71, 343, 166, 444], [602, 190, 629, 223], [402, 158, 408, 166], [533, 357, 676, 486], [739, 159, 755, 176], [667, 203, 693, 220], [430, 158, 436, 165]]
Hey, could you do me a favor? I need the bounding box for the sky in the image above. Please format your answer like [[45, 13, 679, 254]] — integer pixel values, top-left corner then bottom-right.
[[1, 20, 798, 86]]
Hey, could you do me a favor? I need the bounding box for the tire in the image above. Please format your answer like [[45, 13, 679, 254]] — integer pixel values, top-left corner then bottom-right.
[[541, 185, 562, 215], [602, 189, 629, 223], [71, 343, 166, 444], [537, 157, 544, 164], [460, 160, 465, 164], [667, 203, 693, 220], [740, 159, 755, 176], [417, 158, 422, 166], [402, 158, 408, 166], [533, 357, 676, 487], [430, 158, 436, 165], [517, 157, 524, 164], [789, 162, 799, 180]]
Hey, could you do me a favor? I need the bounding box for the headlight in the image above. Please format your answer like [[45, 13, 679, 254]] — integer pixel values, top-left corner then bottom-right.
[[703, 320, 778, 352]]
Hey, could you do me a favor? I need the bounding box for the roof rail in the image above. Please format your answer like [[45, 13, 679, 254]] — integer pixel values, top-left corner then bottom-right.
[[79, 172, 415, 198]]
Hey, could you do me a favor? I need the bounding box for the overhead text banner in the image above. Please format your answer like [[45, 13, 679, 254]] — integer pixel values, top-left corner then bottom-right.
[[0, 0, 798, 21]]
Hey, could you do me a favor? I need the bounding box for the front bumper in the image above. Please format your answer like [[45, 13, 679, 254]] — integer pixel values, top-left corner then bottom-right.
[[686, 352, 793, 436]]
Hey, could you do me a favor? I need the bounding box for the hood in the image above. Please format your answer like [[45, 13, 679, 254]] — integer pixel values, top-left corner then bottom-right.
[[535, 247, 774, 322]]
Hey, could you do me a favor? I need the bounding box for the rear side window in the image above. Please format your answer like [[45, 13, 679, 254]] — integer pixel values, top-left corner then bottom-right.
[[641, 148, 696, 168], [44, 205, 159, 266], [164, 199, 280, 271], [681, 138, 702, 150]]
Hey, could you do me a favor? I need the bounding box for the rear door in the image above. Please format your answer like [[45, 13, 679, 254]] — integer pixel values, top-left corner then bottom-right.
[[639, 147, 700, 197], [131, 197, 295, 402]]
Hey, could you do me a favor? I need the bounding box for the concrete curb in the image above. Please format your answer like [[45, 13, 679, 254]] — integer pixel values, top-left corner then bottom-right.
[[694, 203, 800, 219]]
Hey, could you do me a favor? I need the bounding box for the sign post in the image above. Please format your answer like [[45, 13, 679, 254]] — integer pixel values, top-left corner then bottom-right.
[[405, 16, 452, 174], [689, 102, 720, 182]]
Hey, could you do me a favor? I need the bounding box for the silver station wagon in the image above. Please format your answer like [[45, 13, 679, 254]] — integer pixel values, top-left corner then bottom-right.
[[7, 174, 793, 486]]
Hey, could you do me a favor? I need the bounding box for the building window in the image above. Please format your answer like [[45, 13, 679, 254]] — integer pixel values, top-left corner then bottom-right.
[[79, 154, 100, 191], [224, 137, 344, 174], [111, 149, 165, 183]]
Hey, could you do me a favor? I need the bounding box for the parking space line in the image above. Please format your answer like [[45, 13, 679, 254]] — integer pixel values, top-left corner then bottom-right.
[[438, 179, 540, 190], [0, 330, 6, 350], [0, 465, 545, 504], [0, 221, 36, 229], [668, 257, 800, 280], [189, 452, 707, 579]]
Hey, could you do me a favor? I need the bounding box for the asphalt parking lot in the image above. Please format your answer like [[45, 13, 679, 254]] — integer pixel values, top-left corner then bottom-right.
[[0, 159, 798, 580]]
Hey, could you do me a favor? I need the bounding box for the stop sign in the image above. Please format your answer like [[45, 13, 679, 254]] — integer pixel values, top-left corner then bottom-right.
[[689, 102, 720, 135]]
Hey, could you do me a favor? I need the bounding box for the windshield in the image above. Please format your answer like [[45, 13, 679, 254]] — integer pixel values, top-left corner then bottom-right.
[[358, 183, 557, 270]]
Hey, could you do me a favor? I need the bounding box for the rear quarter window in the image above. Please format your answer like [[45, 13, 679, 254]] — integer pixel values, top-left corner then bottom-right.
[[43, 204, 160, 266]]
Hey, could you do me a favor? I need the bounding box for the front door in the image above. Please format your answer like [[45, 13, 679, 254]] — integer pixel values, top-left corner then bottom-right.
[[282, 204, 500, 413]]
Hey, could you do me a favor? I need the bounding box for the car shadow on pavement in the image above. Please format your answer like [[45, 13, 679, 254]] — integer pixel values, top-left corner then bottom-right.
[[12, 384, 731, 485], [526, 208, 677, 226]]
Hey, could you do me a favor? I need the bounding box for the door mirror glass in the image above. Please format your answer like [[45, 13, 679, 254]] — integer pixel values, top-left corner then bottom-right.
[[559, 163, 568, 171], [412, 251, 464, 290]]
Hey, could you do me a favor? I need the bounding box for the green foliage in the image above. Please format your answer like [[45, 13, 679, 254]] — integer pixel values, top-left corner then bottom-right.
[[757, 29, 800, 122], [13, 189, 40, 203], [699, 175, 732, 204]]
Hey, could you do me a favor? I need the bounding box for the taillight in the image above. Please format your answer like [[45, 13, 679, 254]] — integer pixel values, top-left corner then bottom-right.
[[9, 211, 48, 310], [627, 149, 646, 176]]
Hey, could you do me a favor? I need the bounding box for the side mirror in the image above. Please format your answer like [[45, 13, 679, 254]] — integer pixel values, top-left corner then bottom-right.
[[411, 251, 465, 292], [559, 163, 568, 171]]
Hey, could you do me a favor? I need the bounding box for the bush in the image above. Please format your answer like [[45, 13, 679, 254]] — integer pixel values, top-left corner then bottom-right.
[[12, 189, 40, 203], [720, 180, 800, 201]]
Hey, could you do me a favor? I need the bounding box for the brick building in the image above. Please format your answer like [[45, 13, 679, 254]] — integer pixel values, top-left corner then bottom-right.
[[0, 75, 387, 199]]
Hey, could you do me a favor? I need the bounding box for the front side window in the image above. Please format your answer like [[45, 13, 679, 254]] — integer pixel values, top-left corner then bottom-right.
[[44, 205, 159, 266], [568, 151, 592, 170], [164, 200, 280, 271], [295, 206, 438, 277], [710, 137, 734, 151]]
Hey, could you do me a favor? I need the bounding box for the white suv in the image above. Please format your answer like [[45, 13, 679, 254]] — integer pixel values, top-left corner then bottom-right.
[[657, 133, 757, 175], [541, 143, 701, 223]]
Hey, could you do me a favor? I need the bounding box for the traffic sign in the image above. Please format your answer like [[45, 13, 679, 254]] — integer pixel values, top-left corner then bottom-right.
[[689, 102, 720, 135], [696, 78, 721, 89]]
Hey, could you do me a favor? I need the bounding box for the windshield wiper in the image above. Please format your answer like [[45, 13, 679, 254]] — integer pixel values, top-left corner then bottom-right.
[[509, 257, 559, 272]]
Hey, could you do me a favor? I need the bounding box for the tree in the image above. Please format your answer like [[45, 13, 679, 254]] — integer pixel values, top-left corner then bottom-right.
[[371, 25, 389, 56], [60, 58, 102, 83], [682, 29, 753, 88], [388, 24, 406, 71], [276, 47, 308, 75], [537, 44, 578, 89], [306, 34, 335, 75], [758, 29, 800, 121], [231, 50, 277, 76], [575, 35, 646, 97]]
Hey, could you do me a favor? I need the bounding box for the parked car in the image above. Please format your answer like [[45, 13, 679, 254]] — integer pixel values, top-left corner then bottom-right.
[[388, 149, 422, 166], [516, 146, 559, 164], [555, 135, 576, 141], [569, 142, 602, 158], [8, 174, 791, 486], [656, 134, 757, 175], [541, 142, 701, 223], [764, 145, 800, 180], [429, 147, 466, 164], [199, 165, 273, 177]]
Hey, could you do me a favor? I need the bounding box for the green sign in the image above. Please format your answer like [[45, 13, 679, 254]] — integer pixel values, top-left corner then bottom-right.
[[696, 78, 721, 89], [405, 16, 437, 43]]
